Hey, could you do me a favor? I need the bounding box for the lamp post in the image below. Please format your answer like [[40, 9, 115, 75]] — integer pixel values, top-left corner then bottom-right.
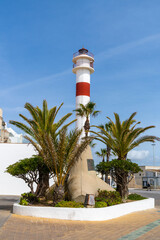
[[152, 143, 156, 166]]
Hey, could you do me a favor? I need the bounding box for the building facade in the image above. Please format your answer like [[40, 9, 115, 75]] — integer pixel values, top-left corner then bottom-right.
[[0, 108, 23, 143], [0, 108, 10, 143], [129, 166, 160, 189]]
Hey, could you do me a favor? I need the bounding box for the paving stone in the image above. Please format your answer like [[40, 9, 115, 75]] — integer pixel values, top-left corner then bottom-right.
[[0, 209, 160, 240], [0, 210, 11, 228]]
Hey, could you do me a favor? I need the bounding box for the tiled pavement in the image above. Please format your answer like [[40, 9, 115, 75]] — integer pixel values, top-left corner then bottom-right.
[[0, 208, 160, 240], [0, 210, 11, 228]]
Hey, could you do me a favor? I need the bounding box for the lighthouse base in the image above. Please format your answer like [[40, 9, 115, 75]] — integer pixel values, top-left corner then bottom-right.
[[68, 146, 115, 202]]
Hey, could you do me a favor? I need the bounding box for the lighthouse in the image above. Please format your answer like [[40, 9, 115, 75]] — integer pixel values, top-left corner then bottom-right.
[[72, 48, 94, 138], [68, 48, 114, 202]]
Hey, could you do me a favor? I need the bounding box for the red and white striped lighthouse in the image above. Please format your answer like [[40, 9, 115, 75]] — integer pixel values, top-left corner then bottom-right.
[[72, 48, 94, 138]]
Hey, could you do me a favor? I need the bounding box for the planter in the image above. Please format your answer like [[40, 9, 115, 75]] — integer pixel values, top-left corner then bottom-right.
[[13, 198, 154, 221]]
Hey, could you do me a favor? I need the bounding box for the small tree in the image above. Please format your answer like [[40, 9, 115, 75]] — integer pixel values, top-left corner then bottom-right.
[[74, 101, 100, 137], [96, 159, 142, 199], [6, 155, 50, 196]]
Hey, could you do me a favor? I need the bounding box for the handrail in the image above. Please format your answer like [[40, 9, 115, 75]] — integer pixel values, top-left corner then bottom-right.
[[73, 51, 94, 59], [73, 62, 94, 69]]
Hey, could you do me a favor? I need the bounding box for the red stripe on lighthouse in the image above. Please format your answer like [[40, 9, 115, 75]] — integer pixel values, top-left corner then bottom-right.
[[76, 82, 90, 96]]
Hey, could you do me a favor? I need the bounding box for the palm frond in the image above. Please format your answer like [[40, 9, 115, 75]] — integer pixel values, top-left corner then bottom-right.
[[92, 112, 158, 160], [9, 121, 34, 137], [92, 110, 101, 117]]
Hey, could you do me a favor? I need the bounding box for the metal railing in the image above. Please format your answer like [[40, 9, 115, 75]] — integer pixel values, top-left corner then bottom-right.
[[73, 50, 94, 59], [90, 62, 94, 68]]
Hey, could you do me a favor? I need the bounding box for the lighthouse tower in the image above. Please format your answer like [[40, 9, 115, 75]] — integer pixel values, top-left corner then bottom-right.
[[72, 48, 94, 138], [68, 48, 114, 202]]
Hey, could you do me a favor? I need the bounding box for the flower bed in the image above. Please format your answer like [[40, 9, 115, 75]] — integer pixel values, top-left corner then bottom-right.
[[13, 198, 154, 221]]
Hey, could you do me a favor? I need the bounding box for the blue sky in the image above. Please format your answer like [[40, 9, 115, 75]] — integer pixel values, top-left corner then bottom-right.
[[1, 0, 160, 165]]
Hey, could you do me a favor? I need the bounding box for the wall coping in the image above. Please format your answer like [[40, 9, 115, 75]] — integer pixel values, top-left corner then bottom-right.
[[13, 198, 154, 221]]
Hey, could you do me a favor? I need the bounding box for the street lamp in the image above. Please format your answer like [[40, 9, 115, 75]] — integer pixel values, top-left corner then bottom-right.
[[152, 143, 156, 166]]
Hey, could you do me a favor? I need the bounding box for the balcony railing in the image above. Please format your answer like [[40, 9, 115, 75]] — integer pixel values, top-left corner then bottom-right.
[[73, 62, 94, 69], [73, 50, 94, 59], [90, 62, 94, 68]]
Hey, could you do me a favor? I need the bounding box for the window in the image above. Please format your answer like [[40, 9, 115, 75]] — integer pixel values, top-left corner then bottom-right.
[[150, 179, 154, 186]]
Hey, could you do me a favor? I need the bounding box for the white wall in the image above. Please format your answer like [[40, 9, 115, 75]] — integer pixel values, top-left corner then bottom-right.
[[0, 143, 36, 195], [13, 198, 155, 221]]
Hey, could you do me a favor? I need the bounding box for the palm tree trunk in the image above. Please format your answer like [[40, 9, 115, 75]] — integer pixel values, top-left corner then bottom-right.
[[106, 145, 111, 162], [105, 172, 109, 183], [64, 173, 70, 201], [101, 156, 105, 180], [84, 117, 90, 137], [53, 184, 65, 206], [105, 144, 111, 183]]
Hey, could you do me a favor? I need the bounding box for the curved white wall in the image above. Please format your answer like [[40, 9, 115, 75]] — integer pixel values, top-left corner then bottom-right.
[[13, 198, 155, 221]]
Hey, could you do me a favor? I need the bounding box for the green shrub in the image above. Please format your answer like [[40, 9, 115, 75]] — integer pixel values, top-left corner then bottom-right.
[[95, 201, 107, 208], [20, 192, 39, 205], [55, 200, 84, 208], [128, 193, 147, 201], [19, 198, 29, 206], [95, 190, 122, 206]]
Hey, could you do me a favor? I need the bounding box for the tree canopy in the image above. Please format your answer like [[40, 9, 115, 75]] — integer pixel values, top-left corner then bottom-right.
[[74, 101, 100, 136], [6, 155, 48, 194], [9, 100, 75, 149], [96, 159, 142, 199]]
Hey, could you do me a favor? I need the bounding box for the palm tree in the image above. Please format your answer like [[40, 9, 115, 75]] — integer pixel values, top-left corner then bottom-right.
[[99, 122, 112, 183], [90, 140, 96, 149], [38, 128, 92, 205], [9, 100, 92, 204], [74, 101, 100, 137], [10, 100, 75, 142], [91, 112, 157, 198], [92, 112, 156, 160], [95, 148, 107, 180], [99, 122, 112, 163], [9, 100, 75, 197], [96, 148, 107, 162]]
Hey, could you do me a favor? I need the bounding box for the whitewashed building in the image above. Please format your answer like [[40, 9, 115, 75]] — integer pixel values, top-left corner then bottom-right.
[[0, 108, 36, 195], [0, 108, 23, 143], [129, 166, 160, 189]]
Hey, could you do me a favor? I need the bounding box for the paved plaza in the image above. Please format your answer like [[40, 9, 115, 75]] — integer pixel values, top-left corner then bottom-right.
[[0, 190, 160, 240]]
